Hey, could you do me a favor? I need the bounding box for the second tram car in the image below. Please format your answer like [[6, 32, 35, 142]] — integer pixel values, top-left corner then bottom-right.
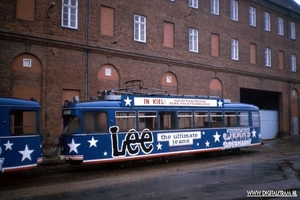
[[59, 82, 261, 165], [0, 97, 42, 172]]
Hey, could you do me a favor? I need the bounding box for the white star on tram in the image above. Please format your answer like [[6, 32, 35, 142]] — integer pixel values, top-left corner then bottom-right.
[[124, 96, 132, 106], [218, 100, 223, 107], [252, 129, 257, 138], [213, 131, 221, 142], [88, 137, 98, 148], [157, 143, 162, 150], [103, 151, 107, 156], [205, 140, 210, 147], [68, 139, 81, 153], [19, 145, 34, 162], [4, 140, 13, 150]]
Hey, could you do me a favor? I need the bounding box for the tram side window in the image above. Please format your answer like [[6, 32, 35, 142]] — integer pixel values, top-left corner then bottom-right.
[[225, 112, 237, 127], [95, 112, 108, 132], [116, 112, 136, 132], [83, 112, 108, 133], [10, 110, 37, 135], [178, 112, 193, 129], [159, 111, 175, 130], [237, 111, 249, 126], [252, 111, 260, 126], [210, 111, 224, 128], [194, 112, 209, 128], [138, 112, 157, 131]]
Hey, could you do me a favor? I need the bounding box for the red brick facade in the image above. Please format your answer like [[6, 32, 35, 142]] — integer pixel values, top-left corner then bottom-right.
[[0, 0, 300, 147]]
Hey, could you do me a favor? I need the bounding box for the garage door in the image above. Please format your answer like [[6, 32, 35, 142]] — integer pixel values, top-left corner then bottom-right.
[[260, 110, 278, 140]]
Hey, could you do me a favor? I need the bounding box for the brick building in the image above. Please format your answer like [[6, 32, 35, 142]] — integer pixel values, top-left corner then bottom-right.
[[0, 0, 300, 148]]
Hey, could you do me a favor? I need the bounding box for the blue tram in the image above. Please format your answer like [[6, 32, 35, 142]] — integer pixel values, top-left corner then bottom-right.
[[0, 97, 42, 172], [59, 84, 261, 165]]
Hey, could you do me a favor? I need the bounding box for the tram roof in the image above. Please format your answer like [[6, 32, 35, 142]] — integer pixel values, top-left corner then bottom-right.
[[0, 97, 40, 107]]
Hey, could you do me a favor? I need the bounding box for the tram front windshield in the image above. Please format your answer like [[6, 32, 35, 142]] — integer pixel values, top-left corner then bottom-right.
[[62, 115, 80, 134]]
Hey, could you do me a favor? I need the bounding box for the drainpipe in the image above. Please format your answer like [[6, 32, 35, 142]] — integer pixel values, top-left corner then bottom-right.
[[85, 0, 89, 100]]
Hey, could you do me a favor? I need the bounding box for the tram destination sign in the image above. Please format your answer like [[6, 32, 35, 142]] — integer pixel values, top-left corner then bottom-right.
[[121, 96, 223, 107]]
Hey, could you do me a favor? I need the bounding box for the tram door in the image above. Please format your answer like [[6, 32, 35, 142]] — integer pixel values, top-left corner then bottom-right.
[[159, 111, 176, 130]]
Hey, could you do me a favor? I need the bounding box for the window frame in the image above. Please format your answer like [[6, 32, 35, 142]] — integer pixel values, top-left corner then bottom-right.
[[211, 0, 219, 15], [278, 17, 284, 36], [264, 12, 271, 31], [177, 111, 193, 129], [189, 0, 198, 9], [159, 111, 176, 130], [10, 110, 38, 135], [134, 14, 146, 43], [237, 111, 249, 127], [210, 111, 224, 128], [251, 111, 260, 126], [224, 111, 237, 127], [194, 111, 209, 128], [61, 0, 78, 29], [115, 111, 136, 132], [138, 111, 157, 131], [231, 0, 238, 21], [189, 28, 199, 53], [249, 6, 256, 27], [291, 54, 297, 72], [231, 39, 239, 60], [265, 47, 272, 67], [82, 111, 108, 133], [290, 21, 296, 40]]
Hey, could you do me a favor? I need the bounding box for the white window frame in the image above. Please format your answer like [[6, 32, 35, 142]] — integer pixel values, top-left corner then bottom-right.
[[290, 21, 296, 40], [189, 0, 198, 9], [231, 39, 239, 60], [278, 17, 284, 36], [231, 0, 238, 21], [249, 6, 256, 27], [61, 0, 78, 29], [291, 54, 297, 72], [265, 48, 271, 67], [134, 14, 146, 43], [189, 28, 198, 53], [105, 68, 112, 76], [23, 58, 32, 67], [211, 0, 219, 15], [166, 76, 172, 83], [264, 12, 271, 31]]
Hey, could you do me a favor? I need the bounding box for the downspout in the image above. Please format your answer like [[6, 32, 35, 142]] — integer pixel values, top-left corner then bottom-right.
[[85, 0, 89, 100]]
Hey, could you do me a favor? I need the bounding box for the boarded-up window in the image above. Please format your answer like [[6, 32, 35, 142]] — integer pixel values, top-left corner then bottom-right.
[[211, 34, 219, 57], [163, 22, 174, 48], [279, 51, 285, 70], [100, 6, 114, 36], [16, 0, 35, 21], [250, 43, 257, 64]]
